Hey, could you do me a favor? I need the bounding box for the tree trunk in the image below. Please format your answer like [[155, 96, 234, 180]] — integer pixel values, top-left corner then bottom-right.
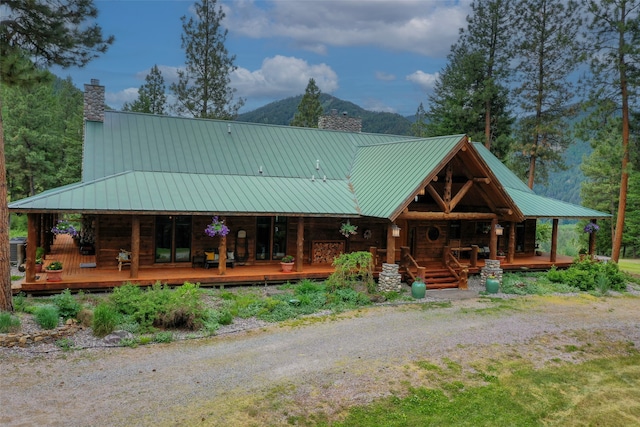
[[0, 95, 13, 311]]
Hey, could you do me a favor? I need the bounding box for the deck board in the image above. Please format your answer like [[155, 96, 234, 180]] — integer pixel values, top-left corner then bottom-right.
[[16, 234, 575, 294]]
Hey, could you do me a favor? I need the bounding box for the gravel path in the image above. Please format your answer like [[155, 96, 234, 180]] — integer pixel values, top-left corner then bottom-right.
[[2, 291, 640, 426]]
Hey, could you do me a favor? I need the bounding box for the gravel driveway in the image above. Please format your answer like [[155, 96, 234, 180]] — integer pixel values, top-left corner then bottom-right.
[[2, 293, 639, 426]]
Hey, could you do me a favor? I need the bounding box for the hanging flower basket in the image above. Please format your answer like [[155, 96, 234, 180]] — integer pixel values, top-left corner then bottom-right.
[[340, 221, 358, 238], [52, 220, 78, 237], [205, 216, 230, 237], [583, 222, 600, 234]]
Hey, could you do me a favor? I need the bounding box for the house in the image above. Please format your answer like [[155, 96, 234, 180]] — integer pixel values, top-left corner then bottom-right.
[[9, 80, 609, 291]]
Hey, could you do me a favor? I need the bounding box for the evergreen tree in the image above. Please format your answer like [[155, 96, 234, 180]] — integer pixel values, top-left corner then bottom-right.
[[425, 0, 513, 159], [509, 0, 584, 189], [123, 65, 167, 115], [290, 78, 323, 128], [0, 0, 113, 311], [411, 102, 428, 137], [171, 0, 244, 120], [458, 0, 514, 151], [581, 0, 640, 262]]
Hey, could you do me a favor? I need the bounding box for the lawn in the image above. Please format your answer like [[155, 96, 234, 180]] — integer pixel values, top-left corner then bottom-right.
[[619, 258, 640, 276]]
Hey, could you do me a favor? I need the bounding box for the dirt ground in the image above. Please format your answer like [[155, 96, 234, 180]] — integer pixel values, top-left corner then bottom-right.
[[2, 293, 640, 426]]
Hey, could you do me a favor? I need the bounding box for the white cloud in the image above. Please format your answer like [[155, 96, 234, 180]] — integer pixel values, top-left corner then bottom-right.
[[226, 0, 470, 57], [231, 55, 339, 99], [375, 71, 396, 81], [105, 87, 139, 108], [362, 98, 396, 113], [406, 70, 439, 91]]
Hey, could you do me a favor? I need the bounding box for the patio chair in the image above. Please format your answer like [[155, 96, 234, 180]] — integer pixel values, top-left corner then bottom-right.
[[117, 249, 131, 271]]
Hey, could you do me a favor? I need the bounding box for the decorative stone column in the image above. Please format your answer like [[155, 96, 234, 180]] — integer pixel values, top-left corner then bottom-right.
[[377, 263, 402, 292], [480, 259, 503, 286]]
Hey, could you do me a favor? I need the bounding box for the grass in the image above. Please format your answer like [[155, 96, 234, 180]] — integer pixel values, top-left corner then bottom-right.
[[318, 352, 640, 426], [619, 258, 640, 276]]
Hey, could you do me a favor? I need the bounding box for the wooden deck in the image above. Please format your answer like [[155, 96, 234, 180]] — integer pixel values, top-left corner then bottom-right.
[[14, 235, 575, 294]]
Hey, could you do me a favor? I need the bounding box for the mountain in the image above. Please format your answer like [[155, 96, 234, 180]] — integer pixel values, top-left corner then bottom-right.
[[237, 94, 412, 135]]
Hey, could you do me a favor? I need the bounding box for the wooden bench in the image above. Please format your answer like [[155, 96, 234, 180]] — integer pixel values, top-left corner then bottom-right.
[[117, 249, 131, 271]]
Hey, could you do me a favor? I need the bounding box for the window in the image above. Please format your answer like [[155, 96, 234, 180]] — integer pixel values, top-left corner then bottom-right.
[[256, 216, 288, 261], [155, 215, 191, 263]]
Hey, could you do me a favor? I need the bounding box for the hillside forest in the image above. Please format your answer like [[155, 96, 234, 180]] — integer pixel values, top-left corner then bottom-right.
[[2, 0, 640, 259]]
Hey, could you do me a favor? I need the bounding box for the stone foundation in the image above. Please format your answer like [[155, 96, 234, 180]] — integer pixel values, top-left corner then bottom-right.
[[480, 259, 503, 286], [377, 263, 402, 292]]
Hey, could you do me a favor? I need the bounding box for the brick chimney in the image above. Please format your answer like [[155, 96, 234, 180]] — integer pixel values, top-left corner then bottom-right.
[[318, 110, 362, 132], [84, 79, 105, 122]]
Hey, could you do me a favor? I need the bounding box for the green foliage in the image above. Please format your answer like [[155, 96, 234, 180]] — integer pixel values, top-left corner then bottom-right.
[[12, 292, 27, 312], [546, 260, 628, 292], [170, 0, 243, 119], [326, 251, 374, 293], [53, 289, 81, 320], [34, 305, 60, 329], [9, 214, 27, 238], [92, 303, 118, 337], [0, 311, 21, 332], [122, 64, 167, 115], [153, 331, 174, 343], [290, 78, 322, 128], [55, 338, 75, 351]]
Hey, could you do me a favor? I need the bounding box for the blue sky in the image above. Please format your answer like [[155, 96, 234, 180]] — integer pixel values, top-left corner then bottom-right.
[[54, 0, 471, 116]]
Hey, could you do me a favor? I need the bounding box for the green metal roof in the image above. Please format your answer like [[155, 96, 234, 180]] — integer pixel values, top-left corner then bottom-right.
[[473, 142, 610, 219], [351, 135, 465, 218], [8, 111, 610, 220], [9, 171, 360, 216]]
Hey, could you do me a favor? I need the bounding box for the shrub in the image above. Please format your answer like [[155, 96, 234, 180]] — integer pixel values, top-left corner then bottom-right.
[[0, 311, 21, 333], [92, 303, 119, 337], [35, 305, 60, 329], [326, 251, 374, 293], [153, 331, 174, 343], [53, 289, 81, 320], [12, 292, 27, 312], [545, 260, 629, 292]]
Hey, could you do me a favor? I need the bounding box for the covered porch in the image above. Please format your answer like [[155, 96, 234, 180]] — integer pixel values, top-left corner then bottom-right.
[[14, 234, 576, 294]]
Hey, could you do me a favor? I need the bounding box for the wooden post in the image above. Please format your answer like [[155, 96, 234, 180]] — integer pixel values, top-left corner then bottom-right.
[[296, 217, 304, 272], [369, 246, 378, 268], [489, 217, 498, 259], [470, 245, 478, 268], [218, 234, 227, 275], [26, 213, 37, 283], [130, 215, 140, 278], [588, 219, 597, 257], [386, 224, 395, 264], [550, 218, 559, 263], [507, 221, 516, 264], [417, 266, 426, 281], [459, 267, 468, 290]]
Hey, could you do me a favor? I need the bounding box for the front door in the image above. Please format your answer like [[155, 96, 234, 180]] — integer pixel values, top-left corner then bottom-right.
[[255, 216, 288, 261]]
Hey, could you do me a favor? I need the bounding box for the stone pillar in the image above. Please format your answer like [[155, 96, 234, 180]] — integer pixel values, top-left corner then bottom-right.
[[84, 79, 105, 122], [377, 263, 402, 292], [480, 259, 503, 286]]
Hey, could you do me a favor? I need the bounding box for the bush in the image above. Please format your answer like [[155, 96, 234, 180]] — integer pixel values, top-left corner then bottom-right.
[[545, 260, 629, 292], [0, 311, 21, 333], [92, 303, 119, 337], [53, 289, 81, 320], [326, 252, 374, 293], [12, 292, 27, 312], [35, 305, 60, 329]]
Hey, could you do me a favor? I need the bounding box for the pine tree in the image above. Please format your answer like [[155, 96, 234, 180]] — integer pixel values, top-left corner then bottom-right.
[[290, 78, 323, 128], [582, 0, 640, 262], [425, 0, 513, 159], [411, 103, 428, 137], [509, 0, 584, 189], [0, 0, 113, 311], [171, 0, 244, 120], [123, 65, 167, 115]]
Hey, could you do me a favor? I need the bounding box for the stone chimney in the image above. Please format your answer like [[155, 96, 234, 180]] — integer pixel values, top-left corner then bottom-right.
[[84, 79, 105, 122], [318, 110, 362, 133]]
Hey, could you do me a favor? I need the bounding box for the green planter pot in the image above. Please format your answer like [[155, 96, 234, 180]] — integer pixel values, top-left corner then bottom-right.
[[485, 277, 500, 294], [411, 281, 426, 299]]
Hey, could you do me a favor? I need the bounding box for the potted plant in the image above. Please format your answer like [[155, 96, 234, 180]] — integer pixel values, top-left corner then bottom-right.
[[280, 255, 295, 272], [35, 257, 43, 273], [496, 250, 506, 260], [45, 261, 63, 282], [578, 247, 588, 260]]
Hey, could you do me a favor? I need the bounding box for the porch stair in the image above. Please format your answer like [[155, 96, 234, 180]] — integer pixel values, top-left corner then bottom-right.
[[421, 268, 460, 289]]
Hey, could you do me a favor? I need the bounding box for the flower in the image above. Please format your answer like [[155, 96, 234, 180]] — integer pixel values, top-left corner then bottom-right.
[[52, 219, 78, 237], [340, 221, 358, 238], [46, 261, 63, 271], [281, 255, 295, 263], [205, 216, 230, 237], [584, 222, 600, 233]]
